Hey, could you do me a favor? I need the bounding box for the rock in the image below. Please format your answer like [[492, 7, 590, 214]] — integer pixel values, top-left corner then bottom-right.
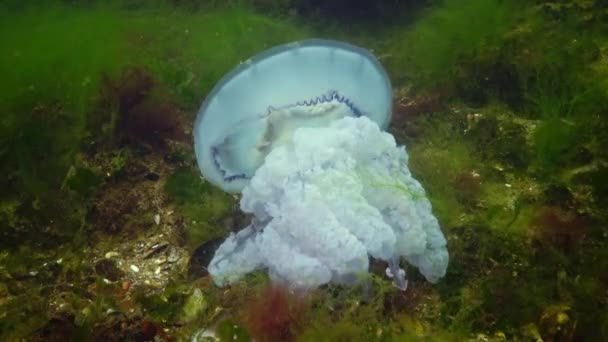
[[166, 247, 181, 263], [145, 172, 160, 181], [180, 288, 207, 323], [105, 251, 120, 259], [191, 328, 219, 342], [188, 238, 224, 280], [94, 259, 124, 281], [143, 241, 169, 259]]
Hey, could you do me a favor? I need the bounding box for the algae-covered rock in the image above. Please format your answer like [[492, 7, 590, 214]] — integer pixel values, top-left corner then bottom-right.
[[180, 288, 207, 323], [540, 304, 575, 340], [465, 106, 533, 171], [215, 319, 250, 342]]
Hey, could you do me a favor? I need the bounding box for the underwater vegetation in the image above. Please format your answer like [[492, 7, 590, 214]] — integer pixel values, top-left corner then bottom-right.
[[1, 0, 608, 340], [240, 285, 310, 342], [384, 0, 521, 88]]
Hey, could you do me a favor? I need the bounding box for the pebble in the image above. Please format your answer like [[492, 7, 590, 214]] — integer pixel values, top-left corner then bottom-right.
[[105, 251, 120, 259], [130, 265, 140, 273], [144, 242, 168, 259], [557, 312, 569, 324], [145, 172, 160, 181], [167, 247, 181, 263]]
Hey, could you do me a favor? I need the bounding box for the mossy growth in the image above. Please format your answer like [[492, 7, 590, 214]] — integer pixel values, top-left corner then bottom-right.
[[453, 52, 523, 108], [299, 317, 369, 342], [0, 0, 311, 273], [0, 286, 51, 341], [406, 112, 484, 228], [436, 222, 562, 337], [216, 319, 251, 342], [298, 277, 394, 341], [0, 4, 131, 204], [298, 274, 466, 341], [0, 0, 310, 230], [0, 3, 313, 339], [63, 166, 103, 199], [498, 8, 608, 177], [121, 3, 310, 112], [165, 168, 234, 249], [536, 0, 608, 25], [135, 281, 191, 323], [0, 243, 102, 340], [384, 0, 521, 88], [522, 65, 604, 177], [464, 105, 532, 171], [436, 200, 608, 340]]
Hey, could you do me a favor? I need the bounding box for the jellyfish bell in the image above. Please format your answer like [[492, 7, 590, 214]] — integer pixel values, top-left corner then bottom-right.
[[193, 39, 392, 193]]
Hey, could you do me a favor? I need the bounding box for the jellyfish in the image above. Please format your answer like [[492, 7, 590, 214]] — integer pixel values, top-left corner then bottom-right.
[[193, 39, 448, 290]]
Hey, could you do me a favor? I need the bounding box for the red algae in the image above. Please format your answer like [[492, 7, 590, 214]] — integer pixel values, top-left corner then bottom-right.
[[391, 86, 450, 130], [98, 67, 185, 147], [532, 207, 588, 253], [240, 285, 310, 342]]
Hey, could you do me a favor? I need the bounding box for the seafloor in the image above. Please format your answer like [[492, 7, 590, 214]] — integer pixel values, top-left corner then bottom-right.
[[1, 1, 607, 341]]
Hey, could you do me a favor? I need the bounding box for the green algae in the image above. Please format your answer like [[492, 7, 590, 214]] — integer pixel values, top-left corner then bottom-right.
[[136, 281, 190, 323], [63, 166, 103, 198], [394, 3, 608, 339], [0, 1, 310, 197], [464, 105, 533, 171], [165, 168, 234, 249], [0, 5, 129, 206], [165, 168, 215, 205], [216, 319, 251, 342], [0, 2, 311, 340], [385, 0, 521, 88], [180, 288, 208, 323], [407, 112, 482, 228]]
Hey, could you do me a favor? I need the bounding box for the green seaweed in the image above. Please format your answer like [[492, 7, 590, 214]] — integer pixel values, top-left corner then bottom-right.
[[385, 0, 521, 87], [0, 3, 311, 339], [135, 281, 189, 323], [216, 319, 251, 342], [465, 105, 532, 171], [63, 166, 102, 198], [0, 0, 310, 194], [407, 113, 481, 228], [165, 168, 234, 249]]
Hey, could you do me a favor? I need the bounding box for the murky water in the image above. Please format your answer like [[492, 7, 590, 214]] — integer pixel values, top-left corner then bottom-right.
[[1, 1, 607, 341]]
